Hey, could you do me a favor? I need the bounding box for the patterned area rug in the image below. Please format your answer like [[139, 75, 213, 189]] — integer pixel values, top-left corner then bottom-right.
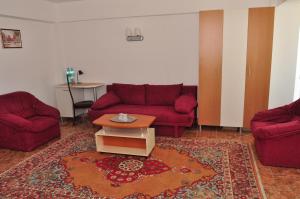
[[0, 132, 265, 199]]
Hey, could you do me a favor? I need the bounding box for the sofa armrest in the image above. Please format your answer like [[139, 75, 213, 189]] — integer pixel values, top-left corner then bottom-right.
[[174, 95, 197, 114], [33, 98, 60, 119], [253, 120, 300, 140], [251, 105, 292, 123], [0, 113, 32, 130], [91, 91, 121, 110]]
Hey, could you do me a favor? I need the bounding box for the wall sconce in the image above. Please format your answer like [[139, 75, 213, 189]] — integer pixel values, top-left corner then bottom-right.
[[126, 27, 144, 41]]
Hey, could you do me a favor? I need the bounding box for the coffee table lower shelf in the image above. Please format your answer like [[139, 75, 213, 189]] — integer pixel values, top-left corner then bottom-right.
[[95, 128, 155, 156]]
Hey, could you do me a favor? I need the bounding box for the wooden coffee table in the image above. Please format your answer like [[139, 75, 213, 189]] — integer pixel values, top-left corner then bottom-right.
[[93, 114, 156, 156]]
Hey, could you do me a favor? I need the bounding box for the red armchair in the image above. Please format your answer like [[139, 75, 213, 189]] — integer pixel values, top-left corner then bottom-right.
[[251, 100, 300, 168], [0, 91, 61, 151]]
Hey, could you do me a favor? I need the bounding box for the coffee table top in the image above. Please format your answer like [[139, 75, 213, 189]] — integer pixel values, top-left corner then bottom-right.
[[93, 114, 156, 129]]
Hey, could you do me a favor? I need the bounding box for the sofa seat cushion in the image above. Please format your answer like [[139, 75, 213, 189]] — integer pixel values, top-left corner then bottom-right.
[[20, 109, 36, 119], [90, 104, 193, 126], [146, 84, 182, 106], [252, 118, 300, 140], [252, 116, 300, 131], [112, 83, 146, 105], [251, 121, 276, 132], [27, 116, 58, 132]]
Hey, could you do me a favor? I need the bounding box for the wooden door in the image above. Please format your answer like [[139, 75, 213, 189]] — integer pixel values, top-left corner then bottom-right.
[[221, 9, 248, 128], [243, 7, 275, 128], [198, 10, 224, 126]]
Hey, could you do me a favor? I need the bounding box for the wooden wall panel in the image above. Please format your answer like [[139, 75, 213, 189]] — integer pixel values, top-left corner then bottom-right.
[[243, 7, 275, 128], [198, 10, 223, 126]]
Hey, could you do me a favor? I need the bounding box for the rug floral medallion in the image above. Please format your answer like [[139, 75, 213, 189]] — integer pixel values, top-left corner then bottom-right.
[[0, 132, 265, 199]]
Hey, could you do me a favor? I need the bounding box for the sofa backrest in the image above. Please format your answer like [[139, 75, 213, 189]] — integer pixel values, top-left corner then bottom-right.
[[0, 91, 36, 118], [181, 85, 197, 99], [145, 84, 182, 106], [110, 83, 146, 105], [288, 98, 300, 116], [107, 84, 197, 106]]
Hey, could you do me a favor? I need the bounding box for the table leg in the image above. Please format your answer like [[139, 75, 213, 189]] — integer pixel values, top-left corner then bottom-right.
[[93, 88, 97, 101]]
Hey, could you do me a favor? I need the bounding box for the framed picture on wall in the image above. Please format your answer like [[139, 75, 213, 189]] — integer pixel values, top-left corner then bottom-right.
[[0, 29, 22, 48]]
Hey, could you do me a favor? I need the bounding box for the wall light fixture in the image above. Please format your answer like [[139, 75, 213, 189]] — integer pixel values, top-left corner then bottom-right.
[[126, 27, 144, 41]]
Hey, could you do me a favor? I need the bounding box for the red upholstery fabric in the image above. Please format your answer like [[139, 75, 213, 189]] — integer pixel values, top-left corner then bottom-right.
[[145, 84, 182, 105], [251, 99, 300, 168], [90, 84, 196, 137], [33, 98, 61, 119], [112, 83, 146, 105], [27, 116, 59, 132], [0, 113, 32, 129], [0, 91, 60, 151], [181, 86, 197, 96], [91, 91, 120, 110], [252, 119, 300, 140], [251, 105, 292, 123], [175, 95, 197, 113], [255, 133, 300, 168], [107, 84, 196, 98], [0, 122, 60, 152], [89, 104, 194, 126], [155, 126, 185, 137]]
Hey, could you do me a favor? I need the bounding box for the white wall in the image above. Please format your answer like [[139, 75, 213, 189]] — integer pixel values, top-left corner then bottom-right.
[[0, 0, 56, 22], [0, 0, 294, 110], [56, 0, 273, 22], [57, 13, 199, 85], [269, 0, 300, 108], [0, 17, 57, 106]]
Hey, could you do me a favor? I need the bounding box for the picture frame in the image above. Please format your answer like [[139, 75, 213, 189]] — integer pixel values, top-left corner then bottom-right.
[[0, 29, 22, 48]]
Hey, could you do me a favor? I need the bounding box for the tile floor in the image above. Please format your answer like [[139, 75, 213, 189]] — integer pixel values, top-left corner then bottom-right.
[[0, 122, 300, 198]]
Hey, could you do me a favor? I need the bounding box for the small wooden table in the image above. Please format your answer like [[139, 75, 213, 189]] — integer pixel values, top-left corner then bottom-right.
[[56, 82, 105, 101], [93, 114, 156, 156]]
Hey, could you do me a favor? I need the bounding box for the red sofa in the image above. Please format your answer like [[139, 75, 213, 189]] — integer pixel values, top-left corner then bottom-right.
[[251, 99, 300, 168], [88, 83, 197, 137], [0, 91, 61, 151]]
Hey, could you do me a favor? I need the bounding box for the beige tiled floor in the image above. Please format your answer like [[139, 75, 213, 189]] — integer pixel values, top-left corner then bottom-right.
[[0, 122, 300, 198]]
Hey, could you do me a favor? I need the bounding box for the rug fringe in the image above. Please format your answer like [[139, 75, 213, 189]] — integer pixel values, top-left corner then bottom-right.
[[248, 144, 267, 199]]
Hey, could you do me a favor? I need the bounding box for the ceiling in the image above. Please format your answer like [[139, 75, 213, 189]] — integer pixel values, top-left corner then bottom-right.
[[45, 0, 287, 5]]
